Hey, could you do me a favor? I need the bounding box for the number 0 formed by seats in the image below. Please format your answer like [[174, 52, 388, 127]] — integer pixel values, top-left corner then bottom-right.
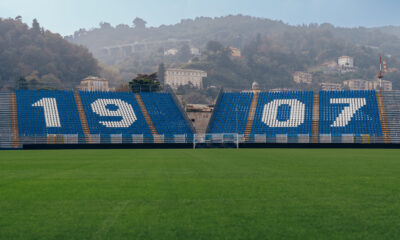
[[262, 99, 305, 128]]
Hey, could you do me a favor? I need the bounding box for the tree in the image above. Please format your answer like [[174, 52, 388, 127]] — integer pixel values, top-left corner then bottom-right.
[[129, 73, 160, 92], [191, 57, 200, 62], [41, 74, 61, 89], [0, 18, 99, 90], [158, 63, 165, 85], [133, 17, 147, 29], [206, 41, 224, 53], [116, 24, 130, 30], [16, 77, 28, 90], [99, 22, 112, 29], [32, 18, 41, 34], [178, 44, 192, 62], [255, 33, 262, 48], [26, 71, 41, 89]]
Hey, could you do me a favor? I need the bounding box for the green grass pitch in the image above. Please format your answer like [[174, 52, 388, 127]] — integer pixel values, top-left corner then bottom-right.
[[1, 149, 400, 239]]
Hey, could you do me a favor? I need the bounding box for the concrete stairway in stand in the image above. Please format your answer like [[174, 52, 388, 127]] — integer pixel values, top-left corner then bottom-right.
[[0, 93, 12, 148], [244, 92, 259, 142], [9, 93, 20, 148], [376, 92, 391, 143], [135, 94, 162, 143], [311, 93, 319, 143], [74, 92, 92, 144]]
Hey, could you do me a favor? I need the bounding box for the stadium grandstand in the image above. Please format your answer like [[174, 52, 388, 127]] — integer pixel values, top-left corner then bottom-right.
[[0, 90, 194, 148], [207, 89, 397, 145], [1, 89, 400, 148]]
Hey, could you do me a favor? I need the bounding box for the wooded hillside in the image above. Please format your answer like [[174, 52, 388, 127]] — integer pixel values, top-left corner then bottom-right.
[[0, 18, 99, 90]]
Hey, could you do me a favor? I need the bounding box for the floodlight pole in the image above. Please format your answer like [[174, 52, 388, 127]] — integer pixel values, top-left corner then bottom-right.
[[236, 105, 239, 149], [236, 105, 238, 135]]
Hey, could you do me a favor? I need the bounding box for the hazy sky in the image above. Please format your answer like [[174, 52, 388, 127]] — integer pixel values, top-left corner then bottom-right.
[[0, 0, 399, 36]]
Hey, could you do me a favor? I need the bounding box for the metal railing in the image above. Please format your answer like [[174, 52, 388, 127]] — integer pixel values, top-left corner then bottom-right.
[[0, 133, 394, 149]]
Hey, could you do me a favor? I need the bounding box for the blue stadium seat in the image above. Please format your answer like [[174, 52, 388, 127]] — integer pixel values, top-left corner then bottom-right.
[[13, 89, 383, 145], [208, 92, 254, 134], [208, 90, 382, 140], [139, 92, 193, 142], [319, 90, 382, 136], [79, 91, 152, 143], [251, 91, 314, 136], [16, 90, 84, 137]]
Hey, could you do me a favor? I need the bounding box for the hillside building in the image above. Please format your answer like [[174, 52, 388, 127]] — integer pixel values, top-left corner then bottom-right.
[[165, 68, 207, 89], [338, 56, 354, 68], [190, 47, 200, 55], [78, 76, 109, 91], [229, 47, 241, 57], [164, 47, 200, 56], [269, 88, 297, 92], [338, 56, 356, 73], [368, 79, 393, 91], [293, 72, 312, 84], [164, 48, 178, 56], [343, 79, 368, 90], [343, 79, 393, 91], [320, 82, 343, 91]]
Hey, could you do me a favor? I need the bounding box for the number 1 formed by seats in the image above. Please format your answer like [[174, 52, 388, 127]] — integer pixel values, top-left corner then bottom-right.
[[32, 98, 61, 128]]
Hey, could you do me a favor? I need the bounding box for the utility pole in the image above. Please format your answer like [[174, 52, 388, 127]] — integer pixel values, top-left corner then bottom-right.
[[378, 55, 386, 91]]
